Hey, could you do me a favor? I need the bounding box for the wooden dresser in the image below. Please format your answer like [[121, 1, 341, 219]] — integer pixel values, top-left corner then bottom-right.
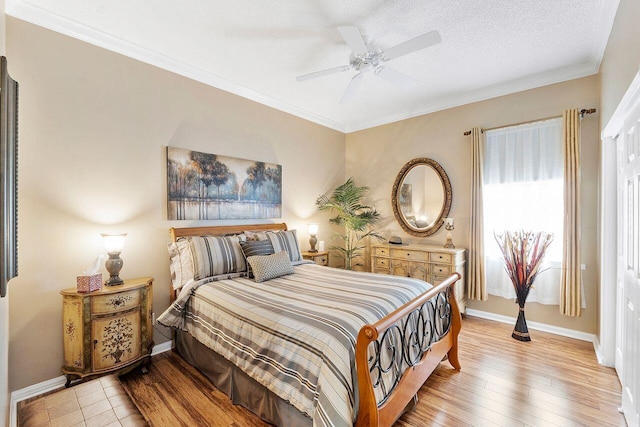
[[60, 277, 154, 386], [371, 244, 467, 313]]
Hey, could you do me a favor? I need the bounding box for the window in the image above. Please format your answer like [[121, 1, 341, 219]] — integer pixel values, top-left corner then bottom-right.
[[483, 118, 563, 304]]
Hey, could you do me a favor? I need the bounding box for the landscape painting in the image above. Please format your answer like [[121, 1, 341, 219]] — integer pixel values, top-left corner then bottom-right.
[[166, 146, 282, 220]]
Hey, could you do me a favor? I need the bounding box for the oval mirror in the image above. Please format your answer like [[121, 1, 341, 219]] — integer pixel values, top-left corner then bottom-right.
[[391, 158, 452, 237]]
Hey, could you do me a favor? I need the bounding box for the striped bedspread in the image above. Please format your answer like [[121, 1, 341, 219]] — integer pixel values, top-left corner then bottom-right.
[[158, 263, 433, 426]]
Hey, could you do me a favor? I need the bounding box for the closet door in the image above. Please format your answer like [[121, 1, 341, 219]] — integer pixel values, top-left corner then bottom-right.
[[619, 104, 640, 427]]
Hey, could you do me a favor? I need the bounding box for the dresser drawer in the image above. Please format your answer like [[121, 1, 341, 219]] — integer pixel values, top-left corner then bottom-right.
[[373, 247, 390, 257], [429, 252, 453, 264], [390, 248, 429, 262], [92, 289, 140, 315], [431, 264, 452, 277], [374, 267, 390, 275], [375, 258, 390, 268]]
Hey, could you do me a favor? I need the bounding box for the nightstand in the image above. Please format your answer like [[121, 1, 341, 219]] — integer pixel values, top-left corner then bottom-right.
[[301, 251, 329, 266], [60, 277, 154, 386]]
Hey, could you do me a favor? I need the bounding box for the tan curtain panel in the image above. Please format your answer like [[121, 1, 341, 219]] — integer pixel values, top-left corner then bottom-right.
[[468, 127, 487, 301], [560, 109, 582, 316]]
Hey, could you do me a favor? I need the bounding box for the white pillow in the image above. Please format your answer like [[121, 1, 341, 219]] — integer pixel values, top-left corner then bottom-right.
[[168, 240, 194, 290]]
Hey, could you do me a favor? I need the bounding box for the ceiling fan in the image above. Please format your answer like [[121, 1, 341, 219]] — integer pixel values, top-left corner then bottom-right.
[[296, 26, 441, 103]]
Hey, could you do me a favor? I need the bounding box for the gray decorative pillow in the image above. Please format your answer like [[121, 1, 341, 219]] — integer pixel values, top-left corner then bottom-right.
[[247, 251, 294, 283], [240, 240, 275, 278], [187, 235, 246, 280], [267, 230, 303, 262]]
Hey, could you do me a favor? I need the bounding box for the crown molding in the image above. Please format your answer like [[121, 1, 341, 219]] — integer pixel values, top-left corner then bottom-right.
[[5, 0, 347, 133], [345, 61, 599, 133], [6, 0, 609, 134]]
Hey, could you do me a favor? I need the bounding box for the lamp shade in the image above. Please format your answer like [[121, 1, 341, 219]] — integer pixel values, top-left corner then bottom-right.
[[101, 233, 127, 254], [307, 223, 319, 235]]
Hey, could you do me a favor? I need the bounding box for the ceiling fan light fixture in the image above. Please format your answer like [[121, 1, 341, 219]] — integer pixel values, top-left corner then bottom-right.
[[297, 26, 440, 101]]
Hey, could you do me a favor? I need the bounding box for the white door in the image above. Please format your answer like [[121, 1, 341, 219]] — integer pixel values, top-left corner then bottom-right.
[[618, 101, 640, 427]]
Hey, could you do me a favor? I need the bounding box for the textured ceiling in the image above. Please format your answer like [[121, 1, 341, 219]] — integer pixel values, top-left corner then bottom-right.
[[6, 0, 619, 132]]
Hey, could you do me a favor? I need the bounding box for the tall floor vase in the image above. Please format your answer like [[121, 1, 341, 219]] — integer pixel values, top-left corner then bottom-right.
[[512, 286, 531, 341]]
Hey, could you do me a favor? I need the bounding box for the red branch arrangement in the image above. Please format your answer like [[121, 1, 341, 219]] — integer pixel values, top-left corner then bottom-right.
[[494, 230, 553, 341]]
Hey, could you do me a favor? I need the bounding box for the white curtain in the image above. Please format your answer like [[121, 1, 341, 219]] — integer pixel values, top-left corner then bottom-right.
[[483, 118, 564, 304]]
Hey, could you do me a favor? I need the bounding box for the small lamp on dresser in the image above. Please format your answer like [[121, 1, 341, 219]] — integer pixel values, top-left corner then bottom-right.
[[307, 223, 319, 252], [443, 218, 455, 248], [102, 233, 126, 286]]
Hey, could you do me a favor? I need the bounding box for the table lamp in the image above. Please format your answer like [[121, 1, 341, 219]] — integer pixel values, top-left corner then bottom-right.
[[102, 233, 126, 286], [307, 223, 319, 252]]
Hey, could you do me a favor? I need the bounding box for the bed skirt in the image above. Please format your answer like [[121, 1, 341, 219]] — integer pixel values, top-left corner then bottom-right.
[[175, 330, 312, 426]]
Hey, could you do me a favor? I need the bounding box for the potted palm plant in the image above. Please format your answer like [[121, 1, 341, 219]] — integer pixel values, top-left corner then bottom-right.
[[316, 178, 382, 270]]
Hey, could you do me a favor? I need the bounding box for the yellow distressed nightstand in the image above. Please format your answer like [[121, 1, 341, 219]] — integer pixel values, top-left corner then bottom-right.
[[60, 277, 154, 386], [301, 251, 329, 266]]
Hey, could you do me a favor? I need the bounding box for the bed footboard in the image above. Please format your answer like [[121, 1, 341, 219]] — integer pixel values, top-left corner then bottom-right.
[[355, 273, 462, 427]]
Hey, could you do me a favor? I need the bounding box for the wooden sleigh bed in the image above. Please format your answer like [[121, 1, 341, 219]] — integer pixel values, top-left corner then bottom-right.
[[162, 223, 462, 426]]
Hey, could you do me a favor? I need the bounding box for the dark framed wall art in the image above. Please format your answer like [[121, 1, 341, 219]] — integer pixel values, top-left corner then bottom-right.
[[0, 56, 19, 298]]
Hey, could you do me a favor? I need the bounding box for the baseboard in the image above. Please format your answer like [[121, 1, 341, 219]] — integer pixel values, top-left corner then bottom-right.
[[9, 341, 173, 427], [151, 340, 172, 356], [465, 308, 597, 344], [593, 336, 615, 367]]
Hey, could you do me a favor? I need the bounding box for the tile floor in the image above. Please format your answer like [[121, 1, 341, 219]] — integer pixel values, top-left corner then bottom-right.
[[18, 375, 148, 427]]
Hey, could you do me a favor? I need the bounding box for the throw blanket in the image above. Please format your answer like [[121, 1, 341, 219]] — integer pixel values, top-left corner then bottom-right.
[[158, 263, 433, 426]]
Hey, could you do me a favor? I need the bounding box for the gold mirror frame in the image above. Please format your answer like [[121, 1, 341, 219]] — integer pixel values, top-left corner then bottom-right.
[[391, 157, 452, 237]]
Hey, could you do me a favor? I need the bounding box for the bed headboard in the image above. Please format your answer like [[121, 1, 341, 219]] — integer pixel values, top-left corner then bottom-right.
[[168, 223, 288, 303], [170, 222, 288, 242]]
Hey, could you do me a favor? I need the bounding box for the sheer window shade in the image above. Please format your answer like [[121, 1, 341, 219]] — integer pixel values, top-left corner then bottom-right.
[[483, 118, 564, 304]]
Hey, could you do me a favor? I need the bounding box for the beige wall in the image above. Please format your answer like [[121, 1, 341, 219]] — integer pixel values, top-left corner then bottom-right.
[[346, 75, 600, 333], [6, 17, 345, 391], [599, 0, 640, 128]]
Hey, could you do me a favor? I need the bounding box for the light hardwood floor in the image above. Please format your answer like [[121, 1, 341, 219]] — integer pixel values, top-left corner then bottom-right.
[[119, 316, 625, 426]]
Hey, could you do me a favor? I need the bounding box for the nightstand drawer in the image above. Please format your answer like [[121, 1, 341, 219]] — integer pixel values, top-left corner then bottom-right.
[[92, 289, 140, 315], [429, 252, 453, 264], [431, 264, 452, 276], [302, 251, 330, 266], [313, 255, 328, 266], [390, 249, 429, 262]]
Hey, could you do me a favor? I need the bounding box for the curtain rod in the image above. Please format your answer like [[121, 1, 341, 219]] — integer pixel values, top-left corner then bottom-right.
[[463, 108, 596, 136]]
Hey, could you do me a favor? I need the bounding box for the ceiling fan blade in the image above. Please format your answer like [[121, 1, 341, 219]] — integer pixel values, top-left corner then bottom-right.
[[375, 66, 417, 89], [380, 30, 441, 61], [340, 73, 364, 103], [338, 26, 368, 56], [296, 65, 351, 82]]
